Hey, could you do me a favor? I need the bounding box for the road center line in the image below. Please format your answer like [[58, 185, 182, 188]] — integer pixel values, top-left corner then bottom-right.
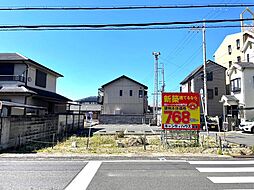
[[196, 167, 254, 172], [65, 161, 102, 190], [208, 176, 254, 184]]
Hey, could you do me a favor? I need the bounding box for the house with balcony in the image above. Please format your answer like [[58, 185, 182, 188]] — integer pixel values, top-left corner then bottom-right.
[[180, 60, 226, 117], [221, 62, 254, 128], [0, 53, 70, 116]]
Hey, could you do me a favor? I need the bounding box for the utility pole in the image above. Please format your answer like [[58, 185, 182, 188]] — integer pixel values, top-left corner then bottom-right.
[[161, 62, 165, 93], [152, 52, 160, 123], [202, 21, 208, 116], [191, 22, 208, 116]]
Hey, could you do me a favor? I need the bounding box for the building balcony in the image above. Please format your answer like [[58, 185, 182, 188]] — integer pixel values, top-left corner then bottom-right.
[[0, 75, 26, 83]]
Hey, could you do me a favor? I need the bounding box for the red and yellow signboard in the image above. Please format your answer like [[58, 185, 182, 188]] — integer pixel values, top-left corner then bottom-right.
[[162, 92, 200, 130]]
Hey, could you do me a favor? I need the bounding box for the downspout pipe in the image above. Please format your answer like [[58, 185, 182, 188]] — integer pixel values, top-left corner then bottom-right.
[[23, 61, 29, 115]]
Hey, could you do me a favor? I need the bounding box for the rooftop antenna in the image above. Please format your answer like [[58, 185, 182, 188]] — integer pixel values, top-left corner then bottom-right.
[[240, 7, 254, 32]]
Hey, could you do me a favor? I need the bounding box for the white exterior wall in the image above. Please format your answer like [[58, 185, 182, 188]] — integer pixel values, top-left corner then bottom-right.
[[181, 83, 188, 92], [191, 79, 195, 92], [230, 67, 254, 120], [243, 68, 254, 120], [27, 65, 57, 92], [245, 43, 254, 62], [102, 78, 146, 114], [214, 32, 245, 84]]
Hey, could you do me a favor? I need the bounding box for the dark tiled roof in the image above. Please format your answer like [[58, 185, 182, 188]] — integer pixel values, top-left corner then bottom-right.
[[1, 100, 46, 109], [101, 75, 148, 89], [25, 86, 71, 103], [180, 65, 203, 85], [0, 85, 35, 94], [0, 53, 26, 60], [180, 60, 226, 85], [0, 53, 63, 77]]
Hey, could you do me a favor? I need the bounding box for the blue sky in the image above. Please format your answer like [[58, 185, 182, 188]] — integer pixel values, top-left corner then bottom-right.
[[0, 0, 253, 104]]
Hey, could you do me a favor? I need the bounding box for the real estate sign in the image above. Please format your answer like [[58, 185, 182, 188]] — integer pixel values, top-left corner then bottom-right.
[[162, 92, 200, 130]]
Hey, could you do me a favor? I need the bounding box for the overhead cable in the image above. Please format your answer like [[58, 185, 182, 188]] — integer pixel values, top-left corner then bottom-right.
[[0, 18, 252, 30], [0, 25, 251, 31], [0, 4, 254, 11]]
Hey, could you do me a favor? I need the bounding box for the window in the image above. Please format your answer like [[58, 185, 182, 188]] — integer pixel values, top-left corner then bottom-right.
[[250, 43, 252, 49], [247, 54, 250, 62], [129, 90, 133, 96], [236, 39, 240, 50], [207, 89, 214, 99], [237, 56, 241, 62], [119, 90, 123, 96], [0, 63, 14, 75], [207, 72, 213, 81], [230, 78, 241, 92], [215, 87, 218, 96], [229, 61, 232, 68], [138, 90, 143, 98], [35, 69, 47, 88], [228, 45, 232, 55]]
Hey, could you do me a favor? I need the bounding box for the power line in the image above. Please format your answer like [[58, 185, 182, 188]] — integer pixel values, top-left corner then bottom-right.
[[4, 18, 254, 28], [0, 4, 253, 11], [0, 18, 252, 31], [0, 25, 250, 32]]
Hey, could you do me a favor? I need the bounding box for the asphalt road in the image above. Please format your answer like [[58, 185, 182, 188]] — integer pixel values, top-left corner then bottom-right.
[[92, 124, 161, 135], [0, 158, 254, 190], [225, 131, 254, 147]]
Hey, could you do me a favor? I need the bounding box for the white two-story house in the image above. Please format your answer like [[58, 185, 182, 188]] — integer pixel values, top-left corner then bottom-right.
[[0, 53, 70, 115], [221, 62, 254, 122]]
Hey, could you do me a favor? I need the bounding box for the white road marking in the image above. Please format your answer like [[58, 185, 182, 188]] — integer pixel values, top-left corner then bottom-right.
[[102, 159, 186, 163], [0, 160, 88, 163], [208, 176, 254, 184], [65, 161, 102, 190], [189, 160, 254, 165], [196, 167, 254, 173]]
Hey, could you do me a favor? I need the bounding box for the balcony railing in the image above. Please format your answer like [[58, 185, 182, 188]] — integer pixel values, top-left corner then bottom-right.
[[0, 75, 26, 82]]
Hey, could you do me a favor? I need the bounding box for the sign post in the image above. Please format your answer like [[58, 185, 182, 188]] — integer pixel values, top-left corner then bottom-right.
[[162, 92, 200, 130]]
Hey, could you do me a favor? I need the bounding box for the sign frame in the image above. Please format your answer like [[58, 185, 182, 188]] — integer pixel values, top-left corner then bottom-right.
[[161, 92, 200, 131]]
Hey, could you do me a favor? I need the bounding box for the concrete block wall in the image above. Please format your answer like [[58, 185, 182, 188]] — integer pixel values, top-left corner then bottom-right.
[[0, 114, 85, 150]]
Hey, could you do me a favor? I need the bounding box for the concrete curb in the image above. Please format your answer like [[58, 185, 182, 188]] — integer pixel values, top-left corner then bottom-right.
[[0, 153, 231, 160]]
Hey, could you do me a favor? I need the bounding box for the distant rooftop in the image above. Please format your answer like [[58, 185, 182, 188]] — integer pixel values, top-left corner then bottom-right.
[[77, 96, 98, 103]]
